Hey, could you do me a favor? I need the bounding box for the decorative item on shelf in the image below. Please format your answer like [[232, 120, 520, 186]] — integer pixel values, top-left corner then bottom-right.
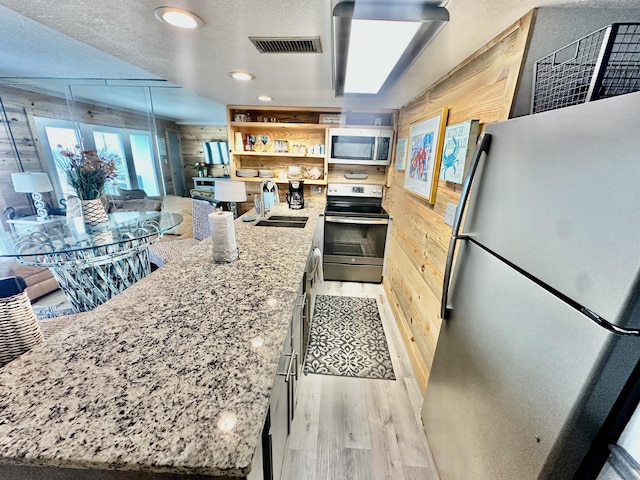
[[193, 161, 208, 177], [308, 144, 324, 155], [236, 169, 259, 178], [287, 165, 303, 179], [291, 144, 307, 155], [306, 166, 323, 180], [274, 139, 289, 153], [260, 136, 269, 151], [319, 113, 344, 124], [57, 145, 118, 227], [234, 132, 243, 151]]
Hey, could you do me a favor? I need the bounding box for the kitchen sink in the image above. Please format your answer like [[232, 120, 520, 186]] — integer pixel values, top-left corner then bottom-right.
[[255, 216, 308, 228]]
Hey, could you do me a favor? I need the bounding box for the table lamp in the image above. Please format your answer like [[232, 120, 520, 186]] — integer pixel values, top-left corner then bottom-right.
[[214, 181, 246, 219], [11, 172, 54, 221]]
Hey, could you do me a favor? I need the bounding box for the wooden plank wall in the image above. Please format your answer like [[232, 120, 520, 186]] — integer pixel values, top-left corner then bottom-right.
[[177, 124, 227, 196], [382, 11, 535, 393]]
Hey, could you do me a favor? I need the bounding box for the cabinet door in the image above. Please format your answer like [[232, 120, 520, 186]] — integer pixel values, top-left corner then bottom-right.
[[270, 354, 290, 480], [291, 291, 304, 380]]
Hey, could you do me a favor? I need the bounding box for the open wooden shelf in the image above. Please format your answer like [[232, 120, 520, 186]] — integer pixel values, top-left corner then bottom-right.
[[231, 151, 325, 159], [232, 176, 326, 185]]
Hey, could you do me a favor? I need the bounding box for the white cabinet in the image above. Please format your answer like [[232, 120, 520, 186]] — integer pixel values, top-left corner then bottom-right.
[[192, 176, 217, 192]]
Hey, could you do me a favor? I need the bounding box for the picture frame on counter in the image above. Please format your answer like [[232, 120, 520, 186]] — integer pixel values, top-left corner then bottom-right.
[[405, 107, 449, 204], [395, 137, 408, 171], [439, 119, 480, 184]]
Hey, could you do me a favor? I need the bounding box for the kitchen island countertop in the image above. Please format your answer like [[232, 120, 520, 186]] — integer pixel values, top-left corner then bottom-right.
[[0, 203, 323, 478]]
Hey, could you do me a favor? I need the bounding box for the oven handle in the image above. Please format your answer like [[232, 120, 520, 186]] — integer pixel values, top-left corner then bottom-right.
[[325, 216, 389, 225]]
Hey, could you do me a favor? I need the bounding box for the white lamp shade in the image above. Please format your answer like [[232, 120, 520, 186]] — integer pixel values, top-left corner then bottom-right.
[[11, 172, 54, 193], [214, 181, 247, 202]]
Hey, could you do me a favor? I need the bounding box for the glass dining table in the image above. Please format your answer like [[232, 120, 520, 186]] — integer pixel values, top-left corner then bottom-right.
[[0, 211, 182, 312]]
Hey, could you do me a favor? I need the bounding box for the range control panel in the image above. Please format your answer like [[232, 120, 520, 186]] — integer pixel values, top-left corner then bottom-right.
[[326, 183, 383, 198]]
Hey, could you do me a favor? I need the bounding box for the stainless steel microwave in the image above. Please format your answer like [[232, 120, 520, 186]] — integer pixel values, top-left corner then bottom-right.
[[328, 128, 393, 166]]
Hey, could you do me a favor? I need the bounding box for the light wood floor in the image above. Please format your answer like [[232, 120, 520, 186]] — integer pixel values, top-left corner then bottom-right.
[[282, 281, 438, 480]]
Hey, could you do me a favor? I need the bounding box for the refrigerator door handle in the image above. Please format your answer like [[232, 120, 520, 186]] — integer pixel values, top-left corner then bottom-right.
[[441, 133, 492, 320], [462, 234, 640, 337], [580, 307, 640, 337]]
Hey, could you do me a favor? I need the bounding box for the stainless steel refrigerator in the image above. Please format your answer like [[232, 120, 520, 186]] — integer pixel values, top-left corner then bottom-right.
[[422, 91, 640, 480]]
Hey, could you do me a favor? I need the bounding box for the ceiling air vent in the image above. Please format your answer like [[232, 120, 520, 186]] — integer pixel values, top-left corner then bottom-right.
[[249, 36, 322, 54]]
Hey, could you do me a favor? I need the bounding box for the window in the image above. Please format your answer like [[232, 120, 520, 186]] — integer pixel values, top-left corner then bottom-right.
[[35, 117, 162, 202], [42, 125, 80, 198], [130, 133, 160, 196], [92, 131, 131, 194]]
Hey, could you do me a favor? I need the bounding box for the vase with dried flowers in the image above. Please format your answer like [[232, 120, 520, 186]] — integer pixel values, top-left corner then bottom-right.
[[58, 145, 119, 227]]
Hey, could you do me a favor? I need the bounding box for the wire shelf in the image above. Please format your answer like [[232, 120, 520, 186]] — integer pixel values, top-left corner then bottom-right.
[[532, 23, 640, 113]]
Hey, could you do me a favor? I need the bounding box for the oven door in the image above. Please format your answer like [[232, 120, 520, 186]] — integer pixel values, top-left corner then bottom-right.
[[323, 214, 389, 283]]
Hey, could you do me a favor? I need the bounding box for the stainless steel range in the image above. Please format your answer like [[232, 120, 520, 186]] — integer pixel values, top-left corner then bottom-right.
[[323, 183, 390, 283]]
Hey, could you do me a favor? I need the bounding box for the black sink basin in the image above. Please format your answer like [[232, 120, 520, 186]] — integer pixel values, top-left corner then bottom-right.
[[255, 216, 308, 228], [268, 216, 309, 222]]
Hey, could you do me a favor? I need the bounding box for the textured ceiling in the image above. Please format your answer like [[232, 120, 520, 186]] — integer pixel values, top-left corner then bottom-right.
[[1, 0, 639, 124]]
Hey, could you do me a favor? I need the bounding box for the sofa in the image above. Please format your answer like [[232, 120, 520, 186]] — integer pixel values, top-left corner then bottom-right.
[[0, 259, 58, 302], [1, 209, 58, 302]]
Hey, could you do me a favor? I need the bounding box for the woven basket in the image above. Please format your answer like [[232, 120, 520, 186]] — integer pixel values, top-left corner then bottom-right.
[[0, 290, 44, 367]]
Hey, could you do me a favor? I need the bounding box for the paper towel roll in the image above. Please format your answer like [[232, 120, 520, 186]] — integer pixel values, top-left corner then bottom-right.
[[209, 211, 238, 262]]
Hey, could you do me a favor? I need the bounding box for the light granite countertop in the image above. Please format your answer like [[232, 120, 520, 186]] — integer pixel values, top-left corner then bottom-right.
[[0, 203, 324, 477]]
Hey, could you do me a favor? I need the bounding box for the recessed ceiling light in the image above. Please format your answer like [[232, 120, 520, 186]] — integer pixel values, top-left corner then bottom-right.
[[229, 71, 256, 81], [257, 95, 273, 102], [154, 7, 204, 30]]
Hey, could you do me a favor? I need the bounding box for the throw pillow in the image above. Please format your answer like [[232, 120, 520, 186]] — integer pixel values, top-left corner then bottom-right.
[[161, 195, 193, 237], [117, 187, 147, 200]]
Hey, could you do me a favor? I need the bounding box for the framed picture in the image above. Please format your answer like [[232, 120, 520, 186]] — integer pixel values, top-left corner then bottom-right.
[[395, 137, 408, 171], [439, 119, 480, 184], [405, 107, 449, 204]]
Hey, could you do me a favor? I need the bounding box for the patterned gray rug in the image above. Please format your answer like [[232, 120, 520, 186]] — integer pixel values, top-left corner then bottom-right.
[[304, 295, 396, 380], [32, 305, 76, 319]]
